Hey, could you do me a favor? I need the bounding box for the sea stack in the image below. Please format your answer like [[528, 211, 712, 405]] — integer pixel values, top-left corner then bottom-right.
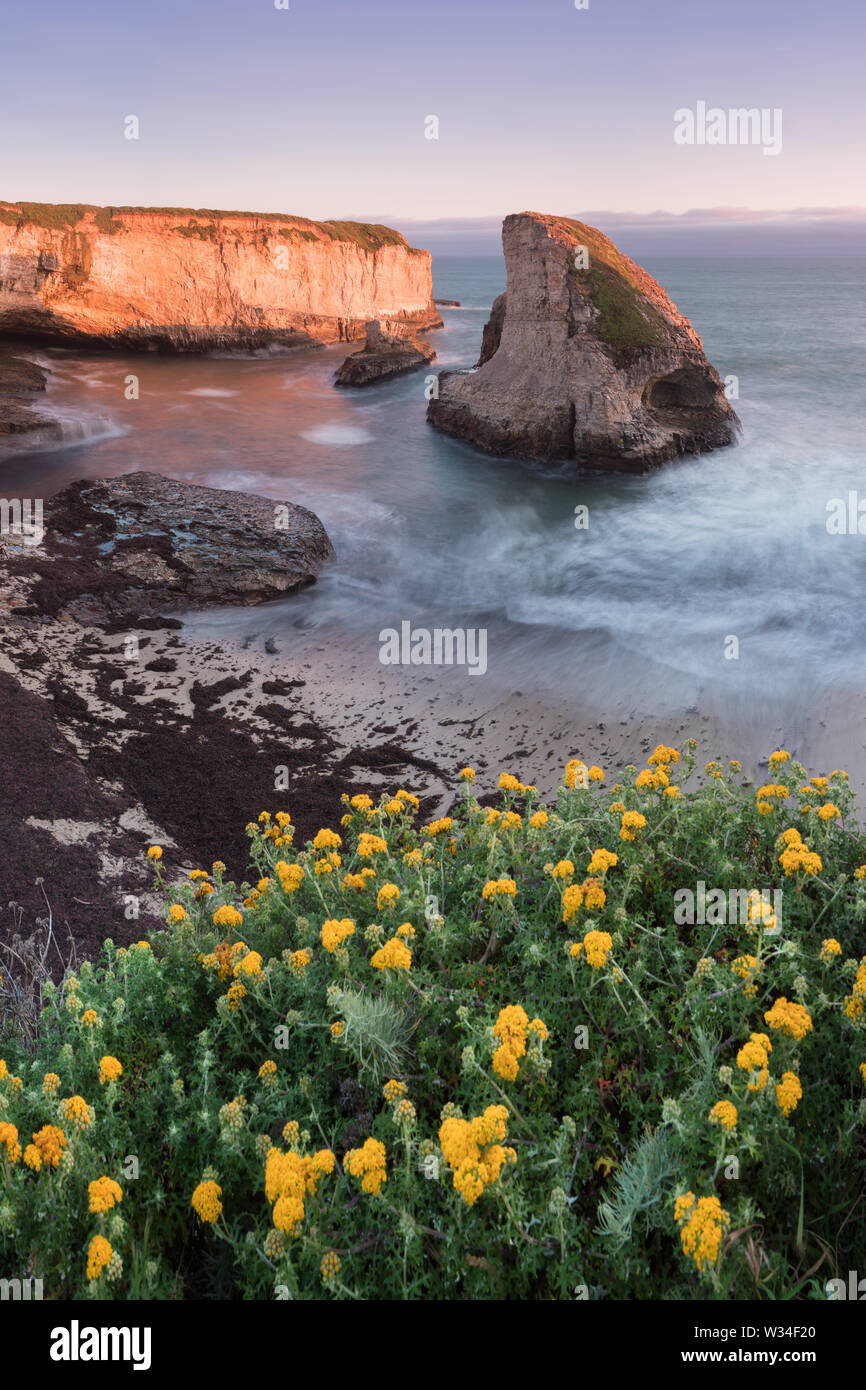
[[428, 212, 740, 473], [334, 319, 435, 387]]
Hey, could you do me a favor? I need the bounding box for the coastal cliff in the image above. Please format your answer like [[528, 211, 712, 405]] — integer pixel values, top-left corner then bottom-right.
[[0, 202, 441, 351], [428, 212, 740, 473]]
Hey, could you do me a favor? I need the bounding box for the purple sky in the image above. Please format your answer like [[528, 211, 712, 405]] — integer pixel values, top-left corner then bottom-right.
[[1, 0, 864, 227]]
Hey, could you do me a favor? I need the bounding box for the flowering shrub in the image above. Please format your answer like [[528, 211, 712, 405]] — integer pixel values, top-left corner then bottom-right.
[[1, 744, 864, 1299]]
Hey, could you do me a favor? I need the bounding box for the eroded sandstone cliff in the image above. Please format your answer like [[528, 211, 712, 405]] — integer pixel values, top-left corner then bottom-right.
[[428, 212, 739, 473], [0, 203, 441, 350]]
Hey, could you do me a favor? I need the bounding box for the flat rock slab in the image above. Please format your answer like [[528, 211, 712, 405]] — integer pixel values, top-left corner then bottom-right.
[[9, 471, 335, 619]]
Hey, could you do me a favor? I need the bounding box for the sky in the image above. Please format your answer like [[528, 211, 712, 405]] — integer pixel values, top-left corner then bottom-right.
[[1, 0, 864, 241]]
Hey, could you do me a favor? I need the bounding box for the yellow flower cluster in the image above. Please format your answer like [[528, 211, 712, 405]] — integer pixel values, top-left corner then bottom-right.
[[775, 1070, 803, 1117], [482, 877, 517, 900], [731, 954, 762, 999], [342, 867, 376, 891], [816, 802, 840, 821], [321, 1251, 341, 1284], [290, 948, 311, 974], [213, 905, 243, 930], [561, 878, 607, 921], [636, 766, 670, 791], [226, 981, 246, 1010], [258, 1060, 277, 1084], [86, 1235, 114, 1281], [61, 1095, 94, 1129], [321, 917, 355, 953], [313, 828, 342, 851], [376, 882, 400, 910], [357, 833, 388, 858], [344, 1137, 387, 1195], [266, 1144, 336, 1233], [529, 810, 548, 828], [438, 1104, 516, 1205], [370, 937, 412, 971], [491, 1004, 545, 1079], [582, 929, 613, 969], [564, 759, 604, 789], [424, 817, 454, 838], [492, 1004, 528, 1080], [649, 745, 680, 766], [89, 1176, 123, 1213], [32, 1124, 66, 1167], [747, 894, 777, 933], [768, 750, 790, 769], [99, 1055, 123, 1084], [844, 958, 866, 1021], [0, 1122, 21, 1163], [383, 1079, 407, 1103], [820, 938, 842, 962], [776, 828, 822, 877], [587, 848, 618, 875], [81, 1009, 101, 1028], [275, 860, 304, 893], [708, 1101, 737, 1131], [191, 1179, 223, 1224], [736, 1031, 772, 1091], [619, 810, 647, 842], [764, 997, 813, 1040], [674, 1193, 730, 1271], [254, 810, 294, 848], [756, 783, 790, 815]]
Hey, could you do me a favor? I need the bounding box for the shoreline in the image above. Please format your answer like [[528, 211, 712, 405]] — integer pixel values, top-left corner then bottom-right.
[[3, 569, 866, 964]]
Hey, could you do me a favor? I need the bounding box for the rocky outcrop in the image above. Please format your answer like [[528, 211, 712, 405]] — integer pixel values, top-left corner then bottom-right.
[[477, 292, 506, 366], [0, 352, 62, 444], [428, 212, 740, 473], [334, 319, 435, 387], [6, 472, 334, 620], [0, 203, 442, 351]]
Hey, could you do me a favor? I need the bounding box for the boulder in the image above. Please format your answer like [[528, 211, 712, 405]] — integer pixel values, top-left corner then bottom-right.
[[9, 472, 335, 619], [428, 212, 740, 473], [334, 319, 436, 387]]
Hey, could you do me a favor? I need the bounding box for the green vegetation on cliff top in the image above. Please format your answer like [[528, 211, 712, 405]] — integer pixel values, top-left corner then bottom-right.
[[0, 202, 422, 253], [549, 214, 669, 353]]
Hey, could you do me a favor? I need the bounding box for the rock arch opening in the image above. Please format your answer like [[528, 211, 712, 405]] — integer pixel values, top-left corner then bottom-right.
[[643, 368, 719, 412]]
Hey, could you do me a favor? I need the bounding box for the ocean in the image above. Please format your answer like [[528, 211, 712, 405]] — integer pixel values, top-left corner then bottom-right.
[[6, 253, 866, 752]]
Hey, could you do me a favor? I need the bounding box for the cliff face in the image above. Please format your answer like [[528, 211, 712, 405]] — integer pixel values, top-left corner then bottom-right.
[[428, 212, 739, 473], [0, 203, 441, 350]]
